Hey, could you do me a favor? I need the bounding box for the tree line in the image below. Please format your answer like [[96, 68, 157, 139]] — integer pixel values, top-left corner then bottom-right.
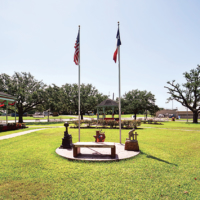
[[2, 65, 200, 123], [0, 72, 161, 123]]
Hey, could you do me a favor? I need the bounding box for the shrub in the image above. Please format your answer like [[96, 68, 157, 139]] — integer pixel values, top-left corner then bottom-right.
[[84, 120, 93, 127], [132, 120, 137, 128], [114, 120, 119, 128], [73, 120, 79, 127], [137, 119, 142, 126], [91, 119, 97, 125], [123, 120, 132, 128], [98, 120, 107, 127], [121, 120, 125, 128], [108, 120, 115, 128], [102, 120, 107, 127], [148, 119, 153, 124]]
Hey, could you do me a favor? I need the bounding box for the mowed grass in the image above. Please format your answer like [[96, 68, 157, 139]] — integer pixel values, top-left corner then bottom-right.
[[0, 122, 200, 199], [0, 115, 76, 121], [142, 121, 200, 130]]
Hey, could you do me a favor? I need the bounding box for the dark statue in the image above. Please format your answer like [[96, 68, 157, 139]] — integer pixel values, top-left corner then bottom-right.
[[60, 122, 72, 149]]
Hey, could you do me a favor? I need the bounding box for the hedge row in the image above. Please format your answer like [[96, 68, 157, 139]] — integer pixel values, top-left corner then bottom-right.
[[72, 119, 142, 129]]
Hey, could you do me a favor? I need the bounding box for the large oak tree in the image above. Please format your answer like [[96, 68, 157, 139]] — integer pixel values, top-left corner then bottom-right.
[[165, 65, 200, 123], [121, 89, 159, 119], [0, 72, 46, 123], [62, 83, 107, 119]]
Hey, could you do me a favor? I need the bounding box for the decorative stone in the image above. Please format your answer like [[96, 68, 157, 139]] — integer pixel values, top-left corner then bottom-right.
[[60, 122, 72, 149]]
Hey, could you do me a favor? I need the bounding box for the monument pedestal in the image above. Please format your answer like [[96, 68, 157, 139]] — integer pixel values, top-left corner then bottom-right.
[[60, 122, 72, 149], [60, 135, 72, 149], [125, 140, 139, 151]]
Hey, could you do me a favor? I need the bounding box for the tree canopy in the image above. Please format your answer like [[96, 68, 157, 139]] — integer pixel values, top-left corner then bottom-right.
[[165, 65, 200, 123], [0, 72, 46, 123], [62, 83, 108, 119], [121, 89, 159, 119]]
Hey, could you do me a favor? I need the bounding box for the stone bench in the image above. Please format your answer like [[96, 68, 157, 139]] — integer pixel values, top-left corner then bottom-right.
[[73, 142, 116, 158]]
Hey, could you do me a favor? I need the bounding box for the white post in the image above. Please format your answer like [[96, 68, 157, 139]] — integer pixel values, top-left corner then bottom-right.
[[6, 101, 8, 124], [78, 25, 81, 142], [118, 23, 121, 144], [15, 101, 16, 123]]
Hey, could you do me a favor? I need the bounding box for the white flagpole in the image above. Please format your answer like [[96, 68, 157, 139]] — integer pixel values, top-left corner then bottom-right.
[[78, 25, 81, 142], [118, 22, 121, 144]]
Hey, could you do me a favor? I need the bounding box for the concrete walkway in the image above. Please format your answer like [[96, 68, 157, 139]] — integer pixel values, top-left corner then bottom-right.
[[0, 129, 47, 140], [1, 118, 74, 123]]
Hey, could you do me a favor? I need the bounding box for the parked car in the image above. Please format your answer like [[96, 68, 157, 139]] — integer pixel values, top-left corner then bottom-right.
[[158, 114, 164, 118], [11, 113, 19, 117], [52, 112, 59, 116], [169, 114, 175, 118]]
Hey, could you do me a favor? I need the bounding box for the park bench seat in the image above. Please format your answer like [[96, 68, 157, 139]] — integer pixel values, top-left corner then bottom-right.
[[73, 142, 116, 158]]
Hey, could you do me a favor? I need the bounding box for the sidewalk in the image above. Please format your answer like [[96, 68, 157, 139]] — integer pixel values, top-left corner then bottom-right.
[[1, 118, 74, 123], [0, 128, 47, 140]]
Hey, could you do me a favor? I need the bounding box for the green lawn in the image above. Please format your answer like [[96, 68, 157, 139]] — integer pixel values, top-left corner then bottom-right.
[[0, 122, 199, 199], [0, 115, 76, 121], [142, 121, 200, 130]]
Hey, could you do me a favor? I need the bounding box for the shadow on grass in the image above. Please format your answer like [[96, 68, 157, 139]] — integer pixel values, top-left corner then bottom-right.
[[140, 150, 178, 166]]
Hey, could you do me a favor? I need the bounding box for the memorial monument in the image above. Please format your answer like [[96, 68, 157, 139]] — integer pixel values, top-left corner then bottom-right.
[[60, 122, 72, 149], [125, 129, 139, 151]]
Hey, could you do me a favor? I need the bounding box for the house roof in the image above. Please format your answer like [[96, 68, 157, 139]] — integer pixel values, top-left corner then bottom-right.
[[97, 99, 118, 107], [0, 92, 16, 102]]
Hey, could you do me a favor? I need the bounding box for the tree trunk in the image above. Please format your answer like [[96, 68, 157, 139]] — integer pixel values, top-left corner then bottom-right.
[[81, 114, 83, 120], [193, 111, 198, 123], [134, 113, 137, 120], [18, 109, 23, 123]]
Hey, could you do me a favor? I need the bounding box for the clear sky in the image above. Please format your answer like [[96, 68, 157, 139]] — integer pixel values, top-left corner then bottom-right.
[[1, 0, 200, 109]]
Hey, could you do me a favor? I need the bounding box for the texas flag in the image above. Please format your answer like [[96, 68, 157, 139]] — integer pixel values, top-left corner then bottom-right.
[[113, 27, 121, 63]]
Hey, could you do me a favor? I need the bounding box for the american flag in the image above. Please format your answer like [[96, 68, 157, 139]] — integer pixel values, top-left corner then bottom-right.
[[113, 27, 121, 63], [74, 29, 80, 65]]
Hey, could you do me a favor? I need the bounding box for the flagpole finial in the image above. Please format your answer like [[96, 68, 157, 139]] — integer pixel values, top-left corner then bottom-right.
[[118, 21, 120, 25], [79, 25, 80, 28]]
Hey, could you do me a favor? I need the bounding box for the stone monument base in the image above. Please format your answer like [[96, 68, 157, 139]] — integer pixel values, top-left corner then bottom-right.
[[60, 122, 72, 149], [60, 135, 72, 149], [125, 140, 139, 151]]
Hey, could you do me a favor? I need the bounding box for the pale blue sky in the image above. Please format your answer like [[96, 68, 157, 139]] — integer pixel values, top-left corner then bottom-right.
[[1, 0, 200, 109]]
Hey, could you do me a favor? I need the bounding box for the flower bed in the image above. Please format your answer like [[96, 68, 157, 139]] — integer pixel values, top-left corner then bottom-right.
[[0, 123, 27, 132]]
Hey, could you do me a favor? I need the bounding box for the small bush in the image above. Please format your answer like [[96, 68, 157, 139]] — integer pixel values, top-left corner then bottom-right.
[[83, 120, 93, 127], [137, 119, 142, 126], [108, 120, 115, 128], [148, 119, 153, 124], [114, 121, 119, 128], [73, 120, 79, 127]]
